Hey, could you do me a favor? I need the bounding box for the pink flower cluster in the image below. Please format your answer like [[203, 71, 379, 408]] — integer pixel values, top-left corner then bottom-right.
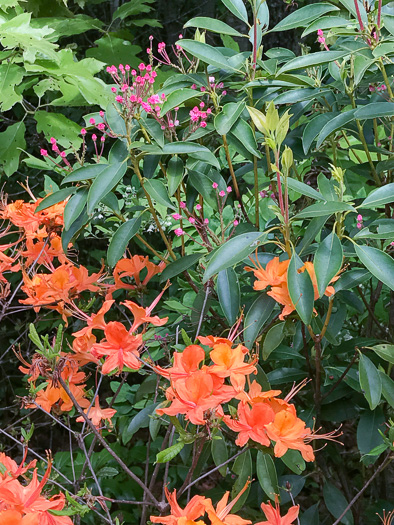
[[40, 137, 72, 170], [369, 84, 387, 92], [356, 214, 363, 229], [189, 102, 212, 130]]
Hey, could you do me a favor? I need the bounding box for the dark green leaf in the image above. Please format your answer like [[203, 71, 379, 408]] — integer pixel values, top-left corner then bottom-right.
[[230, 118, 260, 157], [359, 353, 382, 410], [263, 322, 285, 360], [287, 252, 314, 325], [256, 451, 278, 501], [281, 449, 306, 475], [217, 268, 240, 325], [167, 156, 184, 196], [323, 482, 354, 525], [215, 102, 245, 135], [160, 88, 203, 115], [244, 293, 276, 349], [63, 188, 88, 231], [286, 178, 326, 201], [123, 403, 160, 445], [271, 3, 339, 31], [176, 39, 238, 71], [211, 432, 228, 477], [314, 232, 343, 297], [357, 408, 385, 455], [160, 253, 202, 282], [184, 17, 243, 36], [144, 178, 176, 210], [62, 163, 108, 185], [354, 244, 394, 291], [302, 112, 337, 153], [333, 268, 370, 292], [316, 110, 356, 148], [36, 187, 77, 212], [108, 215, 143, 267], [295, 201, 356, 219], [379, 371, 394, 408], [277, 51, 347, 75], [359, 182, 394, 209]]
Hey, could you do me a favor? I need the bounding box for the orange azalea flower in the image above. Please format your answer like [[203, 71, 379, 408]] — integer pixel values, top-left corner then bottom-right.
[[21, 236, 66, 267], [0, 244, 20, 283], [72, 300, 115, 338], [0, 452, 36, 480], [223, 402, 275, 447], [111, 255, 165, 293], [204, 482, 252, 525], [178, 519, 205, 525], [0, 510, 39, 524], [76, 396, 116, 431], [71, 334, 99, 365], [377, 510, 394, 525], [255, 500, 299, 525], [91, 321, 143, 375], [236, 380, 282, 405], [209, 343, 257, 392], [150, 487, 206, 525], [122, 298, 168, 332], [157, 369, 235, 425], [154, 345, 206, 380]]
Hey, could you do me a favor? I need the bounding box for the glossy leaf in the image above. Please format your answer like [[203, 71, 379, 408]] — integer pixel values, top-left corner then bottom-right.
[[160, 88, 203, 115], [287, 253, 314, 325], [215, 102, 246, 135], [160, 253, 202, 282], [368, 344, 394, 365], [358, 353, 382, 410], [156, 442, 184, 464], [62, 163, 108, 185], [271, 3, 339, 31], [63, 188, 88, 231], [256, 451, 278, 501], [359, 182, 394, 209], [314, 232, 343, 297], [354, 244, 394, 291], [281, 449, 306, 475], [107, 215, 143, 267], [285, 178, 326, 201], [277, 51, 347, 75], [203, 232, 267, 283], [36, 187, 77, 212], [221, 0, 249, 23], [144, 178, 176, 210], [175, 39, 237, 71], [316, 110, 356, 148], [295, 201, 356, 219], [323, 482, 354, 525], [167, 156, 184, 196], [184, 17, 243, 36], [217, 267, 240, 325], [333, 268, 370, 292], [263, 322, 285, 360], [244, 293, 276, 349]]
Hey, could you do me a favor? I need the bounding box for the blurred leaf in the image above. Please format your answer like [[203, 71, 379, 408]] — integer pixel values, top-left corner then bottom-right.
[[314, 233, 343, 297], [354, 244, 394, 291], [0, 122, 25, 176], [359, 353, 382, 410], [244, 293, 276, 349], [357, 408, 385, 455], [211, 432, 228, 476], [123, 402, 160, 445], [323, 482, 354, 525], [185, 16, 244, 36]]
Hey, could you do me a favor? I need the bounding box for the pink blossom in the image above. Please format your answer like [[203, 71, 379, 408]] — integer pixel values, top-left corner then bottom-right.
[[200, 121, 207, 128], [179, 201, 186, 209], [227, 186, 232, 193], [260, 190, 267, 198], [233, 220, 239, 226], [81, 128, 87, 136], [40, 149, 48, 157], [369, 85, 375, 92], [89, 118, 96, 125], [172, 213, 182, 220], [357, 222, 362, 229], [219, 191, 226, 197], [115, 95, 124, 103], [212, 182, 218, 189], [222, 90, 227, 96], [50, 137, 56, 145], [174, 228, 185, 237], [99, 111, 105, 117], [92, 134, 97, 141], [97, 123, 105, 131], [111, 87, 117, 93], [188, 217, 196, 224], [195, 204, 202, 211], [101, 136, 105, 142], [60, 151, 66, 158], [357, 214, 363, 221], [204, 218, 209, 224]]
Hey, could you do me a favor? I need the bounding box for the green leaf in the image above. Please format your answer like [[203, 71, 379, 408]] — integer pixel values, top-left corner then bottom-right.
[[63, 188, 88, 231], [35, 111, 82, 149], [302, 112, 337, 154], [301, 15, 353, 37], [97, 467, 119, 478], [61, 207, 89, 252], [231, 450, 252, 512], [160, 88, 203, 115], [244, 293, 276, 349], [357, 408, 385, 455], [359, 183, 394, 209], [355, 102, 394, 119], [281, 449, 306, 475], [271, 3, 339, 31], [156, 442, 184, 463], [0, 122, 25, 177], [214, 102, 246, 135], [256, 451, 279, 501], [368, 344, 394, 365], [62, 163, 108, 185], [314, 233, 343, 297], [354, 244, 394, 291], [211, 431, 228, 477], [230, 118, 260, 157], [295, 201, 356, 219], [297, 216, 330, 256], [263, 322, 285, 360], [317, 173, 338, 201], [86, 36, 141, 67], [123, 402, 160, 445], [287, 252, 314, 325], [333, 268, 370, 292], [175, 39, 238, 71], [217, 268, 240, 325], [113, 0, 154, 20], [323, 482, 354, 525], [144, 178, 176, 210], [160, 253, 202, 282], [108, 216, 143, 267], [203, 232, 267, 283], [277, 51, 347, 75], [0, 64, 24, 111], [184, 17, 243, 37], [167, 156, 184, 196], [87, 141, 128, 215], [221, 0, 249, 23], [36, 187, 77, 212], [316, 110, 356, 148], [358, 353, 382, 410], [379, 371, 394, 408], [286, 178, 326, 201]]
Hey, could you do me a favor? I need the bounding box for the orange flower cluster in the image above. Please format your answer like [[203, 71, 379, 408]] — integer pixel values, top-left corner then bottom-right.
[[245, 256, 339, 320], [0, 452, 73, 524], [108, 255, 166, 295], [150, 485, 299, 525]]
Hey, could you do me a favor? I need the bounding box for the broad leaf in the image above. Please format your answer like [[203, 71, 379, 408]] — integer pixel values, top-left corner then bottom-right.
[[160, 88, 203, 115], [256, 452, 278, 501], [63, 188, 88, 231], [215, 102, 245, 135], [277, 51, 347, 75], [184, 17, 244, 37], [314, 232, 343, 297], [244, 293, 276, 349], [359, 183, 394, 209], [221, 0, 249, 23], [354, 244, 394, 291], [144, 178, 176, 210], [359, 353, 382, 410], [107, 215, 143, 267], [36, 187, 77, 212], [287, 252, 314, 325], [217, 267, 240, 325], [160, 253, 202, 282], [176, 39, 238, 71], [295, 201, 356, 218], [271, 3, 339, 31]]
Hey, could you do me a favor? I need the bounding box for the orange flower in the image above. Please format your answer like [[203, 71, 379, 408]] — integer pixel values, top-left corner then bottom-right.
[[0, 452, 36, 480], [204, 482, 252, 525], [0, 510, 39, 525], [111, 255, 165, 293], [76, 396, 116, 431], [150, 487, 206, 525], [209, 343, 257, 392], [157, 369, 235, 425], [21, 236, 66, 267], [122, 298, 168, 332], [377, 510, 394, 525], [71, 334, 99, 365], [255, 500, 299, 525], [72, 300, 114, 338], [154, 345, 206, 380], [223, 402, 275, 447], [236, 380, 282, 405], [91, 321, 143, 375]]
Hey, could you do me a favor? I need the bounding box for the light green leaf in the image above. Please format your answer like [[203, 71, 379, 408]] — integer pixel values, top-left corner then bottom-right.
[[160, 88, 203, 116], [359, 353, 382, 410], [108, 215, 143, 267], [271, 3, 339, 31], [277, 51, 347, 75], [35, 111, 82, 149], [314, 232, 343, 297], [0, 64, 24, 111], [155, 442, 185, 463], [184, 17, 243, 36], [368, 344, 394, 365], [167, 156, 184, 196], [354, 244, 394, 291], [0, 122, 25, 177], [221, 0, 249, 23], [295, 201, 356, 218], [359, 183, 394, 209], [144, 178, 176, 210], [175, 39, 238, 71]]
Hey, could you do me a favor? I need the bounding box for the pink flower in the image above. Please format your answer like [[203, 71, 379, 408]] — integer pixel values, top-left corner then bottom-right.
[[204, 218, 209, 224], [101, 136, 105, 142], [219, 190, 226, 197], [172, 213, 182, 220], [40, 149, 48, 157], [81, 128, 87, 136], [233, 220, 239, 226], [227, 186, 232, 193], [60, 151, 66, 158], [317, 29, 324, 36], [115, 95, 124, 103], [92, 134, 97, 141], [50, 137, 57, 145], [195, 204, 202, 211], [212, 182, 218, 189], [357, 222, 362, 229], [174, 228, 185, 237], [222, 90, 227, 96], [188, 217, 196, 224], [180, 202, 186, 209], [200, 121, 207, 128], [199, 101, 205, 108], [100, 111, 105, 117], [97, 123, 105, 131], [260, 190, 267, 198], [89, 118, 96, 125], [111, 87, 117, 93], [369, 85, 375, 92], [357, 214, 363, 221]]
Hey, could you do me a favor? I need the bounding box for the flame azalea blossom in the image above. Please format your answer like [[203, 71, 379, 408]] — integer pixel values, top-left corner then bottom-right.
[[71, 334, 99, 365], [150, 488, 206, 525], [209, 343, 257, 392], [110, 255, 165, 294], [76, 396, 116, 431], [91, 321, 143, 375], [122, 298, 168, 332], [255, 500, 299, 525], [223, 402, 275, 447], [72, 300, 115, 338], [156, 369, 235, 425], [0, 510, 39, 524], [245, 256, 340, 320], [204, 482, 252, 525], [154, 345, 206, 380], [236, 381, 282, 405], [21, 236, 66, 267]]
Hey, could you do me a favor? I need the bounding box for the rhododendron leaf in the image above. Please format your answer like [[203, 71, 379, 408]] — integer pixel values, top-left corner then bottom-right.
[[244, 293, 276, 349], [333, 268, 370, 292], [167, 155, 184, 196], [279, 474, 305, 504], [61, 206, 89, 251], [285, 177, 326, 202], [160, 88, 203, 116], [256, 451, 278, 501], [230, 118, 260, 157], [323, 482, 354, 525], [214, 101, 245, 136], [62, 163, 108, 184], [185, 17, 244, 36], [221, 0, 249, 24], [359, 182, 394, 208], [297, 215, 330, 256], [107, 215, 143, 267], [160, 253, 202, 282], [36, 187, 77, 212], [281, 449, 306, 475], [217, 267, 240, 325], [231, 450, 252, 512], [123, 402, 160, 445], [316, 109, 357, 148], [314, 232, 343, 297], [295, 201, 356, 218], [302, 112, 339, 154], [144, 178, 176, 210], [156, 442, 184, 464], [287, 253, 314, 325], [358, 353, 382, 411], [356, 408, 385, 457], [277, 51, 347, 75], [271, 3, 339, 31], [63, 187, 88, 230], [354, 244, 394, 291], [263, 322, 285, 360], [203, 232, 267, 282], [211, 431, 228, 476], [176, 39, 239, 72], [379, 371, 394, 408], [367, 344, 394, 365]]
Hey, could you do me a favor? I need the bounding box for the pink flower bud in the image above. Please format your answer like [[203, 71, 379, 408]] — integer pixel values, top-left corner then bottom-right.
[[222, 90, 227, 96], [81, 128, 87, 136], [260, 190, 267, 198], [357, 222, 362, 229], [227, 186, 232, 193], [188, 217, 196, 224], [99, 111, 105, 117], [174, 228, 185, 237], [357, 214, 363, 221], [60, 151, 66, 158], [50, 137, 56, 145], [233, 220, 239, 226], [195, 204, 202, 210], [212, 182, 218, 189], [101, 135, 105, 142], [204, 218, 209, 224], [111, 87, 117, 93], [40, 149, 48, 157], [219, 190, 226, 197], [92, 134, 97, 141], [172, 213, 181, 220], [180, 201, 186, 209], [200, 122, 207, 128], [89, 118, 96, 125]]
